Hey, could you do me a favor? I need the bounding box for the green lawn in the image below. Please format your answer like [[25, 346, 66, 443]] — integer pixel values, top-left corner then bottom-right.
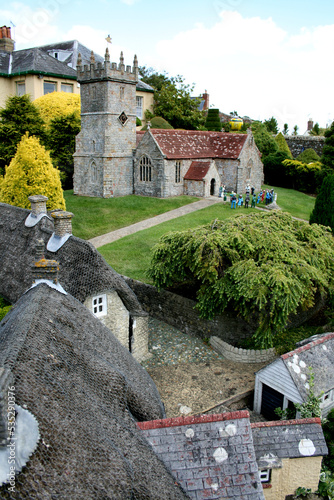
[[98, 186, 316, 283], [64, 191, 199, 239]]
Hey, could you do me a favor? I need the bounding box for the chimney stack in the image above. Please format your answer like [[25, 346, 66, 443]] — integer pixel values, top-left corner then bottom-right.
[[202, 90, 209, 111], [0, 26, 15, 53], [32, 240, 59, 285], [307, 118, 314, 131], [25, 195, 49, 227], [51, 210, 74, 238]]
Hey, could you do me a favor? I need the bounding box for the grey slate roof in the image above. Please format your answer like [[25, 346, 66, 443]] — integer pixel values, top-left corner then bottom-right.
[[0, 283, 188, 499], [281, 333, 334, 400], [251, 418, 328, 468], [37, 40, 104, 68], [138, 411, 265, 499], [137, 79, 154, 92], [0, 202, 145, 315]]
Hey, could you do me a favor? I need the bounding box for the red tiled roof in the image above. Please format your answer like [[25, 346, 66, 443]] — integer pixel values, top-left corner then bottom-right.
[[144, 129, 247, 159], [281, 332, 334, 359], [184, 160, 211, 180]]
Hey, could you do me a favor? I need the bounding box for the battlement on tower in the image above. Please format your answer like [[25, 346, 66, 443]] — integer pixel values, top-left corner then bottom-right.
[[76, 48, 139, 84]]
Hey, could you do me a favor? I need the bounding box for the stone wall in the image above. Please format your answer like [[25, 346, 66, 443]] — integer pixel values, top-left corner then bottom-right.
[[284, 135, 325, 158], [210, 336, 276, 363], [124, 277, 254, 344]]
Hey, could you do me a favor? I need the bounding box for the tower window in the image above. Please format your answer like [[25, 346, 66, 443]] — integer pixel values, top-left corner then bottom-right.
[[139, 156, 152, 182], [91, 161, 97, 182], [92, 294, 107, 317], [175, 161, 181, 183]]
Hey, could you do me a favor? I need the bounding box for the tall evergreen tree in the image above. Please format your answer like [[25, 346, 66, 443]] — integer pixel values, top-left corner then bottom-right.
[[321, 121, 334, 172], [205, 109, 221, 131], [309, 174, 334, 230], [0, 95, 45, 175]]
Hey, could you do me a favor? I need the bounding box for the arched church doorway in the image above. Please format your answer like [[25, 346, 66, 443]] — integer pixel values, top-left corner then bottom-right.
[[210, 178, 216, 196]]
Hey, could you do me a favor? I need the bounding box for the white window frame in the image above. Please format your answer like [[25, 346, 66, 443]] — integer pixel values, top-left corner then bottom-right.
[[92, 294, 107, 317], [61, 83, 73, 93], [320, 390, 334, 408], [259, 469, 271, 483], [136, 96, 143, 119], [16, 81, 26, 96], [44, 81, 57, 94]]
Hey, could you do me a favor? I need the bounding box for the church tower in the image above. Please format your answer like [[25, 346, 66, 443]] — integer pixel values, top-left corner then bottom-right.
[[73, 48, 138, 197]]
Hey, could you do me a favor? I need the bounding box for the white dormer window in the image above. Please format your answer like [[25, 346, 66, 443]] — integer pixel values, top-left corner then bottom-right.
[[92, 294, 107, 317], [320, 390, 334, 407], [259, 469, 271, 483]]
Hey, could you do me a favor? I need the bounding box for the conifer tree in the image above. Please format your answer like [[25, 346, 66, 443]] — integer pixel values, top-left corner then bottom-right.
[[0, 95, 45, 175], [0, 134, 66, 210], [309, 174, 334, 230], [205, 109, 221, 131], [275, 132, 293, 158], [321, 121, 334, 172]]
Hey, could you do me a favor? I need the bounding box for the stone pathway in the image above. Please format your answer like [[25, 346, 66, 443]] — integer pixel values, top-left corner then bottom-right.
[[89, 197, 224, 248]]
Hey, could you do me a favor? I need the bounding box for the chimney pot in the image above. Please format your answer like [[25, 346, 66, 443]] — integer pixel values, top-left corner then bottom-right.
[[51, 210, 74, 238], [28, 195, 48, 216]]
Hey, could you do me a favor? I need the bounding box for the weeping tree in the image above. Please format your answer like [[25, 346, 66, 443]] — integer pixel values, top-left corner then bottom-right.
[[148, 211, 334, 348]]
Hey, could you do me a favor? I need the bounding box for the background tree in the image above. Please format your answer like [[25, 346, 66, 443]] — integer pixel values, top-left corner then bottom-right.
[[283, 158, 322, 193], [320, 121, 334, 172], [263, 150, 291, 186], [139, 66, 170, 91], [293, 125, 299, 135], [0, 95, 45, 175], [283, 123, 289, 135], [275, 132, 293, 158], [309, 173, 334, 230], [34, 92, 80, 128], [45, 113, 81, 190], [264, 116, 279, 134], [204, 108, 221, 131], [141, 116, 173, 130], [251, 121, 279, 161], [0, 133, 66, 210], [296, 148, 320, 164], [148, 211, 334, 348]]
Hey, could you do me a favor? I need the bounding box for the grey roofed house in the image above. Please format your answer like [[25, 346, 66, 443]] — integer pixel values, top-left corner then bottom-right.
[[253, 333, 334, 419], [138, 411, 265, 499], [0, 280, 189, 499], [0, 200, 150, 361]]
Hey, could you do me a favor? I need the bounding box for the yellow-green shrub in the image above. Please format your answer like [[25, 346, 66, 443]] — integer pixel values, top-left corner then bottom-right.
[[0, 133, 66, 210], [34, 92, 80, 127]]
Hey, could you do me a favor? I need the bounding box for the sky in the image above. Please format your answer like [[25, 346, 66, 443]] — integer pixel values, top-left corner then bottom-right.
[[2, 0, 334, 133]]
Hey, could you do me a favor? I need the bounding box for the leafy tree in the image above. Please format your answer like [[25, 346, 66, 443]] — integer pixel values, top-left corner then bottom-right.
[[0, 95, 45, 175], [205, 109, 221, 131], [296, 148, 320, 164], [283, 159, 322, 193], [275, 132, 293, 158], [45, 113, 81, 190], [309, 122, 326, 136], [139, 66, 170, 91], [263, 150, 291, 186], [141, 116, 173, 130], [251, 122, 279, 161], [320, 121, 334, 172], [153, 76, 205, 130], [283, 123, 289, 135], [323, 408, 334, 471], [148, 211, 334, 348], [293, 125, 299, 135], [264, 116, 279, 134], [0, 133, 66, 210], [309, 173, 334, 230], [34, 92, 80, 128]]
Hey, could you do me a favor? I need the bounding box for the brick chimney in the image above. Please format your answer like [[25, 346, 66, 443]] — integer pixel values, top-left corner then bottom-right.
[[25, 195, 49, 227], [202, 90, 209, 111], [0, 26, 15, 53], [51, 210, 74, 238], [32, 239, 59, 285], [307, 118, 314, 131]]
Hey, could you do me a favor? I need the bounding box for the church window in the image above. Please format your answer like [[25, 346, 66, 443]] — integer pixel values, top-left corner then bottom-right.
[[139, 156, 152, 182], [175, 161, 181, 183], [120, 86, 124, 100], [136, 96, 143, 119], [91, 161, 97, 182], [92, 294, 107, 317]]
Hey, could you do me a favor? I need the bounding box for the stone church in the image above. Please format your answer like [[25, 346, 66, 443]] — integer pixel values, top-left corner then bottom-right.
[[73, 49, 263, 198]]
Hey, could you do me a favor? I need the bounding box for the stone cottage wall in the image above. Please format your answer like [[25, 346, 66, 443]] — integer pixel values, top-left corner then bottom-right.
[[284, 135, 325, 158], [215, 159, 238, 192], [131, 314, 150, 362], [238, 136, 263, 192]]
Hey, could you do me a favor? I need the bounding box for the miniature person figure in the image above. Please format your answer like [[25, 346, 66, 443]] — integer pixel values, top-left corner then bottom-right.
[[251, 185, 255, 195], [245, 184, 250, 195], [231, 192, 237, 209], [238, 194, 243, 207], [245, 193, 250, 208], [219, 184, 223, 198], [265, 190, 271, 205], [222, 185, 226, 201], [261, 190, 265, 202], [257, 192, 261, 204], [251, 194, 256, 208]]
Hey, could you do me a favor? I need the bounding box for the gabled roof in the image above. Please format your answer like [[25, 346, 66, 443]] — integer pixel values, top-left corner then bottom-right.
[[146, 129, 248, 160], [136, 79, 154, 92], [184, 161, 211, 180], [0, 283, 187, 499], [138, 410, 265, 499], [281, 333, 334, 399], [0, 202, 144, 314], [37, 40, 104, 68], [251, 418, 327, 468]]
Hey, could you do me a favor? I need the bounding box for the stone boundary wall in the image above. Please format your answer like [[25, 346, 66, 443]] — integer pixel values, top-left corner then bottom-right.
[[123, 277, 254, 344], [284, 135, 325, 158], [210, 336, 276, 364]]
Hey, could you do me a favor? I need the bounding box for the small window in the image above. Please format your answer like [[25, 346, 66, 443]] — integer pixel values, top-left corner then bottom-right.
[[259, 469, 271, 483], [139, 155, 152, 182], [92, 294, 107, 317], [175, 161, 181, 183], [61, 83, 73, 93], [91, 161, 97, 182], [120, 86, 124, 100], [136, 96, 143, 119], [16, 82, 26, 96], [321, 390, 333, 407], [44, 81, 56, 94]]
